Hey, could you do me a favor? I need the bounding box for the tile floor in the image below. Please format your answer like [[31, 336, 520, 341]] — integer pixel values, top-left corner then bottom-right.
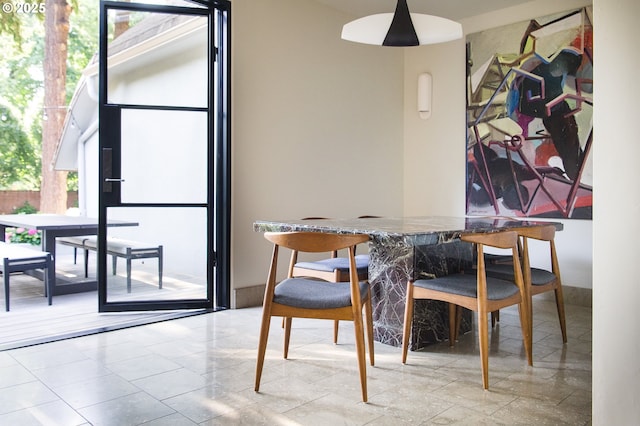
[[0, 299, 591, 425]]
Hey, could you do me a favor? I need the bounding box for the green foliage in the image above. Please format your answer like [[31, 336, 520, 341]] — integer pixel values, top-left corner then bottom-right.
[[67, 171, 78, 191], [5, 199, 42, 245], [0, 105, 39, 188], [0, 1, 28, 46], [0, 0, 97, 190], [12, 200, 38, 214], [5, 227, 42, 246], [67, 0, 98, 103]]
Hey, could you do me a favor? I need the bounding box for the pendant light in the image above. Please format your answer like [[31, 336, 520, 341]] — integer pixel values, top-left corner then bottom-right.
[[341, 0, 462, 47]]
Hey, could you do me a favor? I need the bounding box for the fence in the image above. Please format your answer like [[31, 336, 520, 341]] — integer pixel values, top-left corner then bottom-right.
[[0, 191, 78, 214]]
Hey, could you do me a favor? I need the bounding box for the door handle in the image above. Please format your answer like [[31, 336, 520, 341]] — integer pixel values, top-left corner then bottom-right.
[[104, 178, 125, 183]]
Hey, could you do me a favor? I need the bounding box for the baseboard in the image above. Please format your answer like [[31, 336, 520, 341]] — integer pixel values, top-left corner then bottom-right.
[[233, 284, 265, 309]]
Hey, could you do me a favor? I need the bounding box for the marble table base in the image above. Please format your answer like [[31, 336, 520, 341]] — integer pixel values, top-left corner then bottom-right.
[[369, 237, 473, 349]]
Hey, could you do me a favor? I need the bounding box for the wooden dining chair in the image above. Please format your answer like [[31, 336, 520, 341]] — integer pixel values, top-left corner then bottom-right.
[[485, 225, 567, 343], [291, 216, 375, 343], [401, 230, 532, 390], [255, 231, 374, 402]]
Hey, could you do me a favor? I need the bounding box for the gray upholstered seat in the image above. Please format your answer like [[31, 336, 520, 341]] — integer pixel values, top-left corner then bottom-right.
[[274, 277, 369, 309], [485, 263, 556, 286], [294, 254, 369, 275], [484, 253, 513, 264], [413, 273, 519, 301]]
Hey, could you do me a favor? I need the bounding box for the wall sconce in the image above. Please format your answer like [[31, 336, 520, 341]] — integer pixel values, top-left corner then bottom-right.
[[418, 73, 432, 119]]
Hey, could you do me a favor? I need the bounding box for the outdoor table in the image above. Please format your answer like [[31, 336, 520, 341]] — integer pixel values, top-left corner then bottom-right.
[[0, 214, 138, 295]]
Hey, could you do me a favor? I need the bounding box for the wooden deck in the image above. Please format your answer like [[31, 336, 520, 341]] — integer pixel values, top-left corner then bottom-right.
[[0, 246, 209, 351]]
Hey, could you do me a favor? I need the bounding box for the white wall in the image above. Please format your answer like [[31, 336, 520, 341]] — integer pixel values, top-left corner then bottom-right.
[[231, 0, 405, 291], [80, 130, 99, 217], [403, 41, 467, 216], [592, 0, 640, 423]]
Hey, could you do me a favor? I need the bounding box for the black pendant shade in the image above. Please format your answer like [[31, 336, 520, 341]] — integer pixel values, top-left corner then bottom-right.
[[383, 0, 419, 46], [341, 0, 463, 47]]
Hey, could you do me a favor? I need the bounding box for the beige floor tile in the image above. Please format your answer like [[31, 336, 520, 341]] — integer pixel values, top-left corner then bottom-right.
[[0, 300, 592, 425]]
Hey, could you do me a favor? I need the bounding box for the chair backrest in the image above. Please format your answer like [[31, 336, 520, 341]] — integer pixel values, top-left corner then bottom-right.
[[264, 232, 369, 254], [461, 230, 526, 300], [516, 224, 559, 279], [263, 232, 370, 306], [461, 230, 519, 250], [516, 224, 556, 242], [300, 217, 338, 258]]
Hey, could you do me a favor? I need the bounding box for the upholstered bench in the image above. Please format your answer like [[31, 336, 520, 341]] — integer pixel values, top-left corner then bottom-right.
[[0, 241, 54, 311], [57, 236, 163, 293]]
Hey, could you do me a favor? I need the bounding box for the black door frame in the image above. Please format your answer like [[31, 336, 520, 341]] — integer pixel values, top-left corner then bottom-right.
[[97, 0, 231, 312]]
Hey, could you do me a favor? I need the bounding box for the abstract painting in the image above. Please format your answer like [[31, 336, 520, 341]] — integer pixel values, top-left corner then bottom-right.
[[466, 7, 593, 219]]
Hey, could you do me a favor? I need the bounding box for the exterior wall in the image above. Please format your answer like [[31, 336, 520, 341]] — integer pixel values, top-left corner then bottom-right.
[[80, 131, 99, 217], [81, 27, 209, 278]]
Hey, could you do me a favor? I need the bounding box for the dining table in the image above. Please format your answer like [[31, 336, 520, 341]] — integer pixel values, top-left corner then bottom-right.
[[254, 216, 563, 349], [0, 214, 138, 295]]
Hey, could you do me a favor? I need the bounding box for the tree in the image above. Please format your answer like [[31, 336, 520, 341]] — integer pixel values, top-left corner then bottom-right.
[[0, 105, 39, 187], [0, 1, 23, 45], [0, 4, 44, 190], [1, 1, 95, 207], [40, 0, 71, 213]]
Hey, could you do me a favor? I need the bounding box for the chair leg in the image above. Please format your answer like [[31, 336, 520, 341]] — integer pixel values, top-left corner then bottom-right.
[[83, 249, 89, 278], [46, 255, 54, 306], [478, 309, 490, 390], [283, 317, 292, 359], [158, 246, 163, 289], [333, 320, 339, 344], [491, 310, 500, 327], [517, 301, 533, 367], [554, 286, 568, 343], [126, 256, 132, 293], [364, 295, 375, 366], [455, 306, 462, 342], [448, 303, 457, 347], [254, 310, 273, 392], [4, 259, 10, 312], [352, 309, 368, 403], [401, 283, 414, 364]]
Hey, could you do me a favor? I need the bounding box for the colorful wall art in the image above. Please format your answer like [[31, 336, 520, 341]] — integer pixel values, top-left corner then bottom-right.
[[466, 7, 593, 219]]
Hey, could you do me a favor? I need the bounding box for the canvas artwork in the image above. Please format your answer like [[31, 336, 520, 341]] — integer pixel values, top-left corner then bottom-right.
[[465, 7, 593, 219]]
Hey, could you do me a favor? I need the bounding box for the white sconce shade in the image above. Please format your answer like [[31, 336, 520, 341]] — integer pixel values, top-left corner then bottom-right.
[[341, 0, 462, 47], [418, 73, 432, 119]]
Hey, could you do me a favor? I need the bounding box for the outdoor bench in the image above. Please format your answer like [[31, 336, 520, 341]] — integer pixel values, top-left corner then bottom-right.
[[57, 236, 163, 293], [0, 241, 54, 311]]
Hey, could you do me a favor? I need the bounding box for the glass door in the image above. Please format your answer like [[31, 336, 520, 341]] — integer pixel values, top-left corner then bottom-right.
[[97, 0, 230, 312]]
